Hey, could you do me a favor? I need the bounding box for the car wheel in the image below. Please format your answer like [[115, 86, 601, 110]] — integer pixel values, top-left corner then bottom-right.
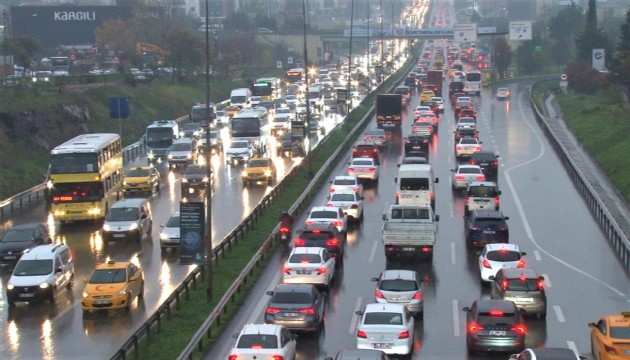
[[138, 281, 145, 299], [67, 275, 74, 289], [125, 294, 132, 312]]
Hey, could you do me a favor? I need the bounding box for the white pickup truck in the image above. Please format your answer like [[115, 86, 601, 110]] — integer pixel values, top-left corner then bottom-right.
[[382, 204, 439, 263]]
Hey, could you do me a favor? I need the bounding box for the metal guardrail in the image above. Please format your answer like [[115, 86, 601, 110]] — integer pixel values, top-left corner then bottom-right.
[[529, 80, 630, 273]]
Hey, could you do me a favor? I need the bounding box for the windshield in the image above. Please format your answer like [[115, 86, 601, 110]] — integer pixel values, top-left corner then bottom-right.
[[237, 334, 278, 349], [126, 168, 150, 177], [289, 254, 321, 264], [247, 160, 269, 167], [468, 186, 497, 197], [352, 160, 374, 166], [610, 327, 630, 339], [331, 194, 356, 202], [106, 207, 139, 222], [399, 178, 429, 191], [185, 165, 207, 175], [88, 268, 127, 284], [147, 128, 175, 148], [50, 182, 102, 203], [231, 118, 261, 135], [231, 141, 250, 149], [271, 292, 312, 304], [169, 143, 192, 151], [380, 279, 419, 291], [231, 96, 247, 104], [13, 259, 53, 276], [182, 124, 199, 132], [166, 215, 180, 227], [310, 211, 338, 219], [1, 229, 34, 242], [364, 312, 403, 325], [50, 153, 99, 174], [506, 278, 539, 292], [466, 72, 482, 81], [487, 251, 521, 262], [459, 167, 481, 174], [334, 179, 356, 186]]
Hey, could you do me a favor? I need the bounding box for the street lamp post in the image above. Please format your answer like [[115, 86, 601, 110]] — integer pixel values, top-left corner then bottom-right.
[[347, 0, 354, 112], [204, 0, 213, 301], [366, 0, 370, 92], [379, 0, 383, 83], [301, 0, 313, 179]]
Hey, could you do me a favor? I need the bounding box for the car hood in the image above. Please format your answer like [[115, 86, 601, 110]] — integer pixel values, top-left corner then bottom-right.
[[9, 274, 52, 287], [0, 241, 33, 253], [124, 176, 150, 183], [227, 148, 250, 155], [244, 166, 271, 174], [104, 221, 139, 231], [84, 282, 127, 296], [160, 227, 180, 239]]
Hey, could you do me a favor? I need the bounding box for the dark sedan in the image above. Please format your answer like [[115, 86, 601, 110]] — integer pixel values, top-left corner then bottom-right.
[[0, 223, 51, 270], [404, 135, 430, 155], [463, 299, 526, 354], [471, 151, 500, 177], [276, 132, 294, 157], [181, 164, 213, 197], [264, 284, 326, 334], [464, 210, 510, 249]]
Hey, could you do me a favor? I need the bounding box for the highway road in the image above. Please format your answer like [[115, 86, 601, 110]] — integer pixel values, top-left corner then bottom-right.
[[205, 74, 630, 359], [0, 114, 347, 359]]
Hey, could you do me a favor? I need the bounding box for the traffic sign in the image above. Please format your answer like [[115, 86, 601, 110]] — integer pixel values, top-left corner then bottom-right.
[[560, 73, 568, 81], [453, 23, 477, 43], [509, 21, 532, 40], [108, 97, 129, 119]]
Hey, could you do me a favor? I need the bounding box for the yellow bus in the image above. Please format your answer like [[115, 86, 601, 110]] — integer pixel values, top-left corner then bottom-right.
[[47, 133, 123, 222]]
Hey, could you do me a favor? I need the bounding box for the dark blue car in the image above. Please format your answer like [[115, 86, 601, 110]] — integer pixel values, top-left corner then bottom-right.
[[464, 210, 509, 249]]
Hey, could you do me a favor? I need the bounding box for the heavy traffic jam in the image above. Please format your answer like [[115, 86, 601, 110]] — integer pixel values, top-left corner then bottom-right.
[[1, 0, 629, 359]]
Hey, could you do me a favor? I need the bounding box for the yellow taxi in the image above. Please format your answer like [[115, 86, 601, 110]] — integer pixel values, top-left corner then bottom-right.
[[123, 166, 160, 195], [590, 311, 630, 359], [81, 260, 144, 313], [420, 90, 435, 103], [242, 156, 276, 186]]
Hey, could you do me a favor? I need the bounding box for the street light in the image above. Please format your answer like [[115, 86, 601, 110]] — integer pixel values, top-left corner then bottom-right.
[[346, 0, 354, 112], [203, 0, 213, 301], [379, 0, 384, 83], [366, 0, 370, 92], [301, 0, 313, 179]]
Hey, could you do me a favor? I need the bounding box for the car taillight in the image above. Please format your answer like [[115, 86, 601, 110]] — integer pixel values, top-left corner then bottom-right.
[[491, 160, 498, 166], [426, 127, 432, 131], [375, 290, 384, 299], [604, 344, 619, 355], [348, 167, 356, 172], [517, 259, 526, 268], [266, 307, 281, 314], [456, 145, 463, 150], [430, 191, 434, 199], [475, 146, 482, 151], [329, 187, 335, 193], [398, 330, 410, 339], [368, 168, 376, 172], [299, 307, 315, 314], [332, 220, 343, 227], [373, 148, 378, 153], [294, 238, 306, 246], [476, 175, 485, 180], [327, 238, 339, 246], [413, 291, 423, 299], [353, 187, 360, 192], [502, 279, 508, 291], [465, 197, 470, 204], [357, 330, 367, 338], [482, 259, 492, 268], [283, 267, 291, 274], [511, 324, 527, 335], [305, 220, 315, 226], [537, 279, 545, 290], [455, 175, 464, 180], [494, 197, 500, 205], [468, 323, 483, 333], [351, 204, 359, 209], [470, 160, 477, 165], [228, 355, 239, 360], [326, 203, 334, 207], [365, 136, 372, 140], [395, 191, 400, 200], [413, 127, 420, 132], [405, 139, 410, 143], [317, 267, 327, 275], [270, 356, 284, 360]]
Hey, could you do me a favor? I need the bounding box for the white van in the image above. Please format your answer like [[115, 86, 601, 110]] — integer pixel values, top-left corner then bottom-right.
[[102, 198, 153, 243], [230, 88, 252, 109], [394, 164, 439, 209]]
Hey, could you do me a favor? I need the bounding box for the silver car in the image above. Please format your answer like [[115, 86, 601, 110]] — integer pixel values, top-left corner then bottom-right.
[[159, 212, 180, 251], [282, 247, 336, 289], [411, 120, 433, 137], [371, 270, 423, 317], [455, 137, 483, 158], [452, 165, 486, 190]]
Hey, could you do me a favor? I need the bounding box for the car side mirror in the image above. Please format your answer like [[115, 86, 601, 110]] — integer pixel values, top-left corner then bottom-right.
[[232, 333, 239, 339], [588, 322, 597, 328], [497, 191, 502, 195], [83, 278, 88, 283], [141, 214, 147, 219], [538, 276, 545, 281], [479, 141, 483, 144], [488, 275, 495, 281], [397, 164, 401, 168], [504, 216, 510, 220], [394, 177, 398, 183], [56, 267, 63, 273], [355, 310, 363, 316], [435, 178, 439, 183], [371, 277, 379, 282], [521, 252, 527, 256], [265, 290, 274, 296], [462, 306, 471, 312], [435, 215, 440, 222], [160, 225, 165, 228], [382, 214, 387, 221], [292, 334, 298, 340]]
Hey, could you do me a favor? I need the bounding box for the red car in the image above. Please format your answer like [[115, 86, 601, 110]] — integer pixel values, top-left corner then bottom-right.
[[352, 143, 380, 164], [456, 108, 477, 121]]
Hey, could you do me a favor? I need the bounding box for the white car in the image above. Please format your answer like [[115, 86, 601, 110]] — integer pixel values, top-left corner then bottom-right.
[[305, 206, 348, 233], [371, 270, 423, 317], [413, 106, 431, 117], [329, 175, 364, 197], [411, 120, 434, 137], [225, 140, 253, 165], [348, 158, 379, 182], [496, 87, 511, 100], [451, 164, 485, 190], [159, 212, 180, 252], [455, 137, 482, 158], [272, 114, 291, 133], [275, 107, 295, 120], [215, 110, 230, 125], [284, 94, 298, 106], [355, 303, 415, 356], [282, 247, 336, 289], [456, 117, 477, 131], [250, 96, 261, 106], [326, 189, 364, 222], [478, 243, 526, 282], [430, 97, 445, 112], [296, 102, 307, 114], [228, 324, 297, 360]]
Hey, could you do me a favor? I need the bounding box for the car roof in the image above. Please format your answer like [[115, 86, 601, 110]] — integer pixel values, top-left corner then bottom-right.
[[526, 348, 580, 359], [274, 283, 316, 293], [95, 260, 133, 270], [172, 137, 193, 144], [468, 181, 498, 188], [500, 267, 540, 279], [310, 206, 340, 212], [111, 198, 147, 208], [475, 299, 517, 313], [330, 189, 359, 196], [380, 269, 417, 281], [240, 323, 283, 336], [364, 303, 406, 313], [471, 210, 505, 218], [7, 223, 42, 230], [290, 246, 325, 255], [457, 164, 481, 170], [19, 244, 67, 260], [333, 175, 358, 181], [483, 243, 520, 252]]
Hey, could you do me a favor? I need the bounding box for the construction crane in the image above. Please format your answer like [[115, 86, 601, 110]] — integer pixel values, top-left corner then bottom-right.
[[135, 42, 168, 66]]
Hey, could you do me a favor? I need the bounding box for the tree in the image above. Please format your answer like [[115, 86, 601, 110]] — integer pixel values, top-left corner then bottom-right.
[[566, 60, 608, 93], [548, 2, 584, 60], [493, 37, 512, 79], [550, 40, 571, 68], [575, 0, 613, 64], [166, 30, 205, 83], [7, 36, 40, 74], [515, 40, 543, 75], [610, 8, 630, 94], [94, 19, 135, 69]]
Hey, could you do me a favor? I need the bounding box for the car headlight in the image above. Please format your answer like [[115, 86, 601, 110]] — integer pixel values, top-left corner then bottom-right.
[[168, 154, 173, 160], [148, 152, 155, 160], [181, 178, 188, 183], [82, 291, 89, 298], [7, 284, 14, 290], [123, 181, 128, 185], [187, 153, 192, 159], [102, 224, 111, 232], [129, 223, 138, 231], [264, 170, 272, 177], [39, 283, 50, 289], [115, 288, 127, 296], [202, 177, 209, 183], [159, 233, 169, 240]]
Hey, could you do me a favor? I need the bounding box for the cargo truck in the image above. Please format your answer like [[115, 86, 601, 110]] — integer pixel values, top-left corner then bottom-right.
[[376, 94, 403, 129], [427, 70, 444, 96]]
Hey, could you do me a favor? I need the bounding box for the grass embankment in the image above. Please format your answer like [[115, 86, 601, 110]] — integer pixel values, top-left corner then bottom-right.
[[131, 55, 419, 360], [553, 89, 630, 200], [0, 77, 245, 199]]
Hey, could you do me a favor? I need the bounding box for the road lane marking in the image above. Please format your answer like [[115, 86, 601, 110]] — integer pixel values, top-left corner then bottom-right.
[[449, 206, 454, 219], [542, 273, 551, 288], [451, 242, 456, 264], [533, 249, 541, 261], [348, 297, 363, 335], [567, 341, 579, 356], [453, 299, 460, 337], [500, 94, 627, 298], [368, 240, 379, 263], [247, 269, 283, 325], [554, 305, 565, 322]]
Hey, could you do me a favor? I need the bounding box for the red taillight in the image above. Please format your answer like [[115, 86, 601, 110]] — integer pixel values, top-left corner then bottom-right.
[[283, 267, 291, 274], [465, 197, 470, 204], [299, 307, 315, 314], [348, 167, 356, 172], [270, 356, 284, 360], [329, 187, 335, 193], [280, 227, 289, 233], [332, 220, 343, 227], [317, 267, 327, 275], [604, 344, 619, 355], [228, 355, 239, 360], [398, 330, 410, 339], [491, 160, 498, 166], [405, 139, 410, 143], [482, 259, 491, 268], [494, 197, 500, 205], [326, 203, 334, 207], [326, 238, 340, 246], [426, 127, 432, 131], [489, 310, 504, 316], [351, 204, 358, 209], [413, 291, 423, 299], [266, 307, 281, 314], [455, 175, 464, 180], [294, 238, 306, 246], [470, 160, 477, 165], [430, 191, 434, 199], [468, 323, 483, 333], [421, 246, 432, 253], [475, 146, 482, 151], [305, 220, 315, 226], [517, 259, 526, 268], [511, 324, 527, 335], [476, 175, 485, 180], [353, 187, 359, 192], [413, 127, 420, 132], [375, 290, 384, 298], [502, 279, 509, 290], [365, 136, 372, 140], [368, 168, 376, 172], [373, 148, 378, 153], [537, 279, 545, 290], [357, 330, 367, 338]]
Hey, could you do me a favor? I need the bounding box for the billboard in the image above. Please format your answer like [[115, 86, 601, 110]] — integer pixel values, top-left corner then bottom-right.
[[10, 6, 161, 47], [179, 201, 206, 265]]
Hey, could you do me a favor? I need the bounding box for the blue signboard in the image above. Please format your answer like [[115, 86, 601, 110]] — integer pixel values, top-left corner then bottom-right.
[[108, 97, 129, 119], [179, 201, 206, 265]]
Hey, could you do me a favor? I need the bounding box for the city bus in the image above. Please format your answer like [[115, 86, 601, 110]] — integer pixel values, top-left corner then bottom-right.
[[464, 70, 482, 95], [146, 120, 180, 162], [230, 108, 271, 155], [47, 133, 123, 222], [251, 81, 273, 101], [285, 68, 305, 85], [49, 56, 70, 76]]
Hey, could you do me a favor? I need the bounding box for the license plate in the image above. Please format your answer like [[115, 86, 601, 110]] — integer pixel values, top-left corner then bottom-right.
[[4, 256, 16, 260], [95, 300, 109, 305], [113, 234, 125, 238], [402, 247, 415, 251], [517, 297, 533, 303], [624, 350, 630, 355], [489, 330, 506, 336], [401, 194, 413, 198], [296, 270, 311, 275], [283, 312, 299, 317], [19, 293, 34, 298], [373, 343, 392, 349], [483, 230, 496, 234], [474, 199, 489, 203]]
